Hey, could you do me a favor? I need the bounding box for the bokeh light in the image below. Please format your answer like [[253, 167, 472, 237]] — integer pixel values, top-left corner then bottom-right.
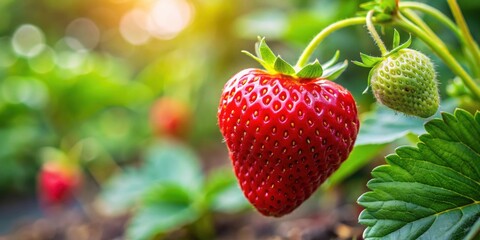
[[1, 76, 48, 108], [119, 0, 194, 43], [66, 18, 100, 51], [120, 9, 151, 45], [11, 24, 45, 57]]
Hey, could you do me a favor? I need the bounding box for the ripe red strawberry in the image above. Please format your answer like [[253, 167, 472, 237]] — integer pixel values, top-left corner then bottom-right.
[[218, 38, 359, 217], [39, 161, 81, 206], [150, 97, 191, 139]]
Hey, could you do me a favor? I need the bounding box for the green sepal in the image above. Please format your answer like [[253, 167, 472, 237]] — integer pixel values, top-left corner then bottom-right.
[[274, 56, 295, 75], [322, 50, 340, 69], [392, 29, 400, 48], [359, 0, 398, 23], [352, 60, 370, 68], [362, 53, 383, 66], [255, 37, 276, 65], [354, 53, 382, 68], [322, 60, 348, 80], [295, 59, 323, 79], [241, 50, 274, 72], [363, 66, 376, 94], [386, 34, 411, 57]]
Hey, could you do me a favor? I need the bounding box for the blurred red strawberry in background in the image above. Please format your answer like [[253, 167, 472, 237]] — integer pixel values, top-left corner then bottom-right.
[[149, 97, 192, 139], [38, 149, 82, 206]]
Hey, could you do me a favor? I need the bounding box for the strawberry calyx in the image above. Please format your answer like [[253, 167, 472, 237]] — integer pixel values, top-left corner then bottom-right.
[[353, 29, 412, 93], [242, 37, 348, 80], [359, 0, 399, 23]]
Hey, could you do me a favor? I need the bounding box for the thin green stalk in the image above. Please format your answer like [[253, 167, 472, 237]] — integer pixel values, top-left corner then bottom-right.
[[401, 1, 480, 79], [400, 9, 446, 49], [295, 17, 365, 68], [394, 14, 480, 99], [400, 1, 461, 40], [447, 0, 480, 79], [366, 10, 388, 56]]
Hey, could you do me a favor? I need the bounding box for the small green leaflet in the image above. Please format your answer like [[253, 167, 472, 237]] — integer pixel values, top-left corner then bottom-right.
[[322, 60, 348, 80], [322, 50, 340, 69], [274, 56, 295, 75], [392, 29, 400, 48], [295, 59, 323, 79], [127, 184, 199, 240], [243, 37, 347, 79], [255, 37, 276, 65], [358, 109, 480, 240]]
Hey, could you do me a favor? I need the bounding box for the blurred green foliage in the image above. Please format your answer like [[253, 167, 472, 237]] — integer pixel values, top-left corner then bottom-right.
[[101, 141, 249, 239]]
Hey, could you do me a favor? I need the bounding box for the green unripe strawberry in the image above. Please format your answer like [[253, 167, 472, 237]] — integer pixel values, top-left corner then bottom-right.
[[370, 49, 439, 118], [355, 30, 440, 118]]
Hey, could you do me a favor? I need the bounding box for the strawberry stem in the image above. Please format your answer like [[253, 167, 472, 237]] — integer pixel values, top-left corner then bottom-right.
[[366, 10, 388, 56], [394, 14, 480, 100], [400, 9, 441, 46], [399, 2, 461, 40], [400, 1, 480, 79], [295, 17, 365, 68], [447, 0, 480, 79]]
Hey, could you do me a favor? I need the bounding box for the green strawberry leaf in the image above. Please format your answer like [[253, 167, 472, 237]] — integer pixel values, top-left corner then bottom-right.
[[295, 59, 323, 79], [322, 60, 348, 80], [358, 109, 480, 240], [204, 167, 250, 213], [356, 98, 458, 145], [127, 183, 199, 240], [100, 141, 203, 213], [143, 141, 203, 191], [100, 167, 153, 214], [324, 144, 388, 189], [255, 37, 276, 65], [322, 50, 340, 69], [274, 56, 295, 75]]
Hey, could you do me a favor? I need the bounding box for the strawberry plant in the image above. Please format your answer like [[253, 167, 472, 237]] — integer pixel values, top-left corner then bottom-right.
[[100, 140, 250, 240], [218, 0, 480, 238]]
